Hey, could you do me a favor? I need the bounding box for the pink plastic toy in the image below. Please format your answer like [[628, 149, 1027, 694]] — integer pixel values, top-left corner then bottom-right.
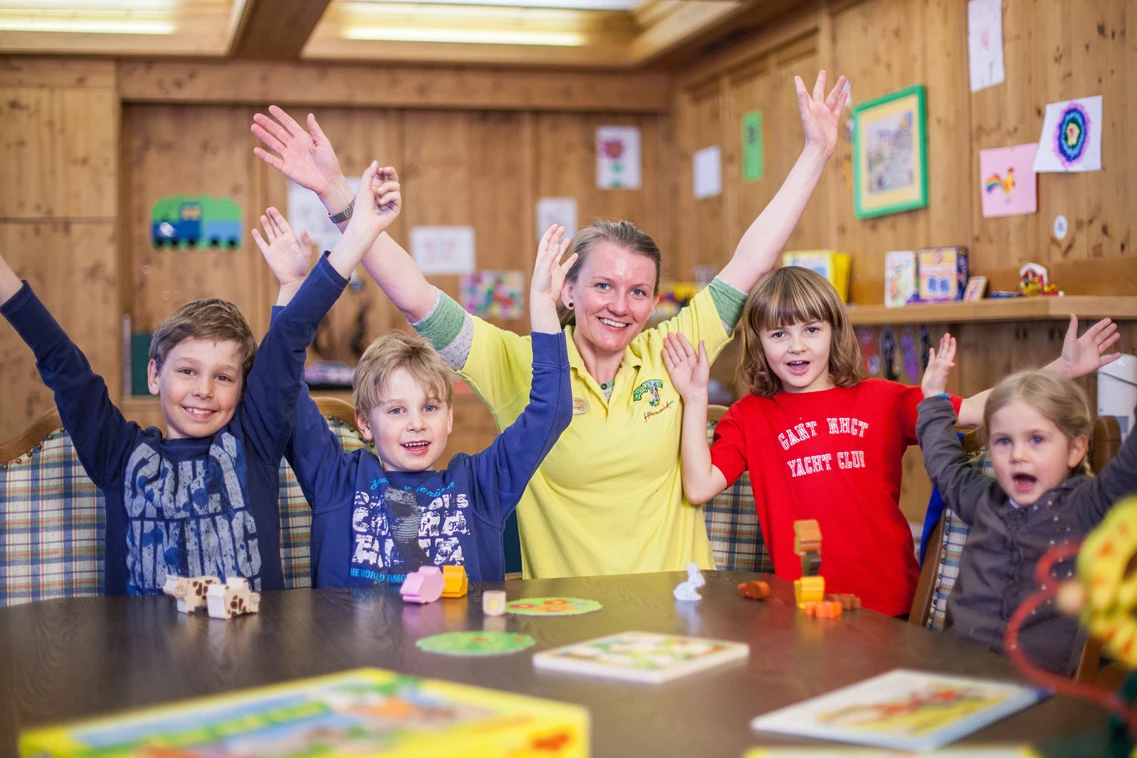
[[400, 566, 445, 604]]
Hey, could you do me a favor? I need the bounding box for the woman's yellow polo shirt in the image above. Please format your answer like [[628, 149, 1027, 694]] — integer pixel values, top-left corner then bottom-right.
[[432, 285, 736, 578]]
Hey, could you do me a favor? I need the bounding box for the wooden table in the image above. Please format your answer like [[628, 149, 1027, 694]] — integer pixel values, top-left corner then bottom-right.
[[0, 571, 1108, 756]]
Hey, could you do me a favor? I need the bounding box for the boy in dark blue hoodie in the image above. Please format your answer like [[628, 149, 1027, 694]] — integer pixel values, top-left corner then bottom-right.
[[0, 161, 400, 594], [261, 192, 573, 587]]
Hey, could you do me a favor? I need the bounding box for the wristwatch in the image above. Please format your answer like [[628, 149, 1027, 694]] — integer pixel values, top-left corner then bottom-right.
[[329, 199, 355, 224]]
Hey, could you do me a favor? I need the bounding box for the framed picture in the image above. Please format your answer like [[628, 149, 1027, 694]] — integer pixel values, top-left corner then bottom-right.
[[853, 85, 928, 219], [963, 275, 988, 302]]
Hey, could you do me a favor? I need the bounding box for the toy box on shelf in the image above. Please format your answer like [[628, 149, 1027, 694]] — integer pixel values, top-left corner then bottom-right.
[[917, 247, 968, 302], [884, 251, 918, 308], [782, 251, 851, 303]]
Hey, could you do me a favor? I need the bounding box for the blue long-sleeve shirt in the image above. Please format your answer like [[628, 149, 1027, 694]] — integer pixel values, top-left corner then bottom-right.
[[1, 257, 348, 594], [283, 330, 572, 587]]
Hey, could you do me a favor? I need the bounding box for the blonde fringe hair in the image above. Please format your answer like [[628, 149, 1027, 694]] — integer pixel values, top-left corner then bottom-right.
[[738, 266, 864, 397], [984, 370, 1094, 476], [150, 298, 258, 380], [353, 331, 454, 416]]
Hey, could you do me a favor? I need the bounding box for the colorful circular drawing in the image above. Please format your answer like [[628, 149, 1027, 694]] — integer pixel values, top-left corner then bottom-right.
[[1055, 104, 1089, 167], [416, 631, 535, 656], [505, 597, 602, 616]]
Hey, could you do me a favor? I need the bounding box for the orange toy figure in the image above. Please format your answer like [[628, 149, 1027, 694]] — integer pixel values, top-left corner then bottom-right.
[[793, 519, 825, 608], [739, 580, 771, 600], [441, 565, 468, 598], [804, 600, 843, 618]]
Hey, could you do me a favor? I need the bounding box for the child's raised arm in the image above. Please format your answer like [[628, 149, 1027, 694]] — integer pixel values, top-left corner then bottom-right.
[[717, 71, 847, 295], [916, 335, 993, 525], [251, 107, 434, 323], [662, 332, 729, 504], [954, 316, 1121, 427], [530, 225, 577, 335]]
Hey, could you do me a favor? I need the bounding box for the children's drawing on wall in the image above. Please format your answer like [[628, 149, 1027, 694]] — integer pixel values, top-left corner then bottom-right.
[[742, 111, 764, 182], [866, 111, 915, 194], [535, 197, 577, 242], [1034, 96, 1102, 173], [596, 126, 642, 190], [460, 271, 525, 319], [151, 196, 242, 250], [411, 226, 476, 275], [967, 0, 1005, 93], [979, 144, 1038, 217]]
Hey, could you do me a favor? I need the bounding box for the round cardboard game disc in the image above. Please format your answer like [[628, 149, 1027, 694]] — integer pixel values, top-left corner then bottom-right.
[[416, 631, 536, 656], [505, 597, 602, 616]]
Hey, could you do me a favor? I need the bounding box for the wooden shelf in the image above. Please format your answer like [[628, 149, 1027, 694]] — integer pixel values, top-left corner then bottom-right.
[[845, 296, 1137, 326]]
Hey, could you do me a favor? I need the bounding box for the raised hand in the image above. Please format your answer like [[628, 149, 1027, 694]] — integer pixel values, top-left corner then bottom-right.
[[530, 224, 577, 334], [1054, 315, 1122, 379], [251, 208, 313, 291], [252, 105, 343, 198], [921, 333, 956, 398], [794, 71, 848, 159], [663, 332, 710, 402]]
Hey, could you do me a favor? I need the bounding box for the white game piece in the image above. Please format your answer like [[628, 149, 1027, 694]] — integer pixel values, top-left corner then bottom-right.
[[483, 590, 507, 616], [163, 575, 220, 614], [673, 562, 706, 602], [206, 578, 261, 619]]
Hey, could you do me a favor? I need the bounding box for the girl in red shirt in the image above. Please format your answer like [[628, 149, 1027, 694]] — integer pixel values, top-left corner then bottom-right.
[[663, 267, 1120, 615]]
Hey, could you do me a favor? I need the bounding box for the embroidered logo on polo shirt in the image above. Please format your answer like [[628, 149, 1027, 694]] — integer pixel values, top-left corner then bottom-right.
[[572, 397, 590, 414], [632, 379, 664, 407]]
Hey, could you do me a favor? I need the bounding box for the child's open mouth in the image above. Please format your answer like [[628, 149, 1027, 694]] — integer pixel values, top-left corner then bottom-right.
[[1012, 473, 1037, 493], [786, 361, 810, 376], [402, 441, 430, 456]]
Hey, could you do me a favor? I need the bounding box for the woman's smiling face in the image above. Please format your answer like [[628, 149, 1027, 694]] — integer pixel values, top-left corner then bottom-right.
[[562, 240, 658, 356]]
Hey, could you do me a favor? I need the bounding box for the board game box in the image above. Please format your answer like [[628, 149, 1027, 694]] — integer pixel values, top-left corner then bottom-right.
[[533, 631, 749, 684], [20, 667, 590, 758]]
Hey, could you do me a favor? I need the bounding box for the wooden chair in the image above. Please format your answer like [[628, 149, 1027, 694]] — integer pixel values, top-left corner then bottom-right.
[[0, 408, 105, 606], [703, 404, 773, 573], [909, 416, 1121, 685]]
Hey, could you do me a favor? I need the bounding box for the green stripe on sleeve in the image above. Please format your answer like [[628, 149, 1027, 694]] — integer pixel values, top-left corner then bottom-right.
[[708, 277, 747, 330]]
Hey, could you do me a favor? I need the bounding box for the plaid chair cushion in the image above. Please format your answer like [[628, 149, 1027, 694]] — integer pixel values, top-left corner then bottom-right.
[[703, 420, 773, 573], [0, 428, 105, 606], [278, 417, 374, 589], [925, 446, 992, 631]]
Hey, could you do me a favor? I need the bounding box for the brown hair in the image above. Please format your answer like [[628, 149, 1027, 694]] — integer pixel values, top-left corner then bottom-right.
[[557, 219, 662, 328], [353, 330, 454, 415], [984, 370, 1093, 475], [149, 298, 258, 380], [737, 266, 864, 397]]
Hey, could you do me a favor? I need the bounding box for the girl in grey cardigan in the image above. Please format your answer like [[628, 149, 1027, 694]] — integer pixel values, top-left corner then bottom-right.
[[917, 335, 1137, 675]]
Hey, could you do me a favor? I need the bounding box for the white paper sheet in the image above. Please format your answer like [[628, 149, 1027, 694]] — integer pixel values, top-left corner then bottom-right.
[[411, 226, 476, 275], [968, 0, 1005, 92], [1033, 96, 1103, 172], [693, 145, 722, 199]]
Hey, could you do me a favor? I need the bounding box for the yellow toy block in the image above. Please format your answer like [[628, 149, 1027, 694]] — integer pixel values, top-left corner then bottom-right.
[[441, 565, 468, 598], [794, 576, 825, 608], [793, 519, 822, 555]]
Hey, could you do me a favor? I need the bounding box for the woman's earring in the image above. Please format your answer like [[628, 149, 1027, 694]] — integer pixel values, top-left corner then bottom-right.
[[568, 302, 574, 309]]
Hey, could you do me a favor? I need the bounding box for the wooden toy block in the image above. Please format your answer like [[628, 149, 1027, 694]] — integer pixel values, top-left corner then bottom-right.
[[483, 590, 507, 616], [793, 519, 822, 555], [803, 600, 842, 618], [825, 593, 861, 610], [441, 565, 468, 598], [401, 566, 445, 604], [205, 578, 261, 619], [794, 576, 825, 608], [738, 580, 771, 600], [162, 575, 220, 614]]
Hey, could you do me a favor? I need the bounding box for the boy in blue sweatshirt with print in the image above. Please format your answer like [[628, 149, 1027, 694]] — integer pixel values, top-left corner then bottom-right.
[[260, 193, 574, 586], [0, 161, 401, 594]]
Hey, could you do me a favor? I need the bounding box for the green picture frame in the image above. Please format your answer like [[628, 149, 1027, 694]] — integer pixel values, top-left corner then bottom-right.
[[852, 84, 928, 219]]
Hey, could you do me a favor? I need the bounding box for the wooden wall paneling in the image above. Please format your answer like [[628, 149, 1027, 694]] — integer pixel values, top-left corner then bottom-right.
[[125, 104, 269, 341], [533, 112, 672, 275], [117, 60, 671, 114], [0, 87, 118, 219], [687, 82, 729, 275], [0, 222, 120, 437], [258, 107, 406, 366], [0, 59, 116, 90], [726, 58, 774, 254]]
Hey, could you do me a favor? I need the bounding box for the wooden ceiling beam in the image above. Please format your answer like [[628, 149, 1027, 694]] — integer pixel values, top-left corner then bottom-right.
[[229, 0, 333, 61]]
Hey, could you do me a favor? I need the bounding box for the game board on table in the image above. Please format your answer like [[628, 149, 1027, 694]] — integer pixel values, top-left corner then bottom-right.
[[750, 669, 1045, 752], [533, 631, 749, 684], [19, 667, 589, 758]]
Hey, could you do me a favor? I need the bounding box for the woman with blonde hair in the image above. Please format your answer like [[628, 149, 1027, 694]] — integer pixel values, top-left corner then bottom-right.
[[663, 266, 1121, 616], [254, 72, 850, 578]]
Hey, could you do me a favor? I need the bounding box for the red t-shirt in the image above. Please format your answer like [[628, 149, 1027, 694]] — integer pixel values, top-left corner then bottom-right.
[[710, 379, 962, 616]]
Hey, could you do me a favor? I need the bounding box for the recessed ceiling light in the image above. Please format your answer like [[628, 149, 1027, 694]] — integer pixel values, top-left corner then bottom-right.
[[345, 25, 585, 45]]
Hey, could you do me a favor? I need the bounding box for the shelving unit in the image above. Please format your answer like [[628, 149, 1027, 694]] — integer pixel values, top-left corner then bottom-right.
[[845, 296, 1137, 326]]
